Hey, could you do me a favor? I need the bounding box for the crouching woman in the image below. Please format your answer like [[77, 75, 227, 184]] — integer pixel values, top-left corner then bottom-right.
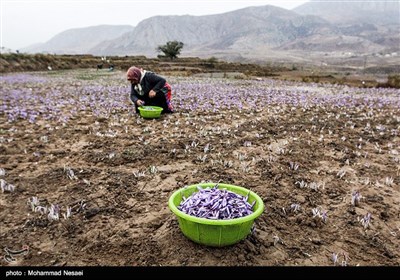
[[126, 66, 174, 114]]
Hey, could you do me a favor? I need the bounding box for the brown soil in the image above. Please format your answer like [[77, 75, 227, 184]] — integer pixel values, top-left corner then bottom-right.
[[0, 70, 399, 267]]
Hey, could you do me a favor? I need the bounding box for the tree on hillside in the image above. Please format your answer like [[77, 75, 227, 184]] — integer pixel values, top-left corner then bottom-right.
[[156, 41, 184, 60]]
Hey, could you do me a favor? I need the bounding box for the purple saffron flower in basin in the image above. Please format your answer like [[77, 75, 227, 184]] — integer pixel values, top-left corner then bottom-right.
[[177, 183, 255, 220]]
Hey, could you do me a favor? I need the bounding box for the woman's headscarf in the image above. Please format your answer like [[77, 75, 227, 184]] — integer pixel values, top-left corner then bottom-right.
[[126, 66, 142, 81]]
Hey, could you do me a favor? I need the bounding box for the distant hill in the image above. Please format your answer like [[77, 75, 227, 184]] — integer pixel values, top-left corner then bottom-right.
[[292, 0, 400, 53], [22, 25, 134, 54], [21, 3, 399, 65], [293, 0, 400, 25], [90, 5, 337, 56]]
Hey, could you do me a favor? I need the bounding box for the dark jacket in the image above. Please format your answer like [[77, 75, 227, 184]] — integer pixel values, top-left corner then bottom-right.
[[130, 71, 166, 104]]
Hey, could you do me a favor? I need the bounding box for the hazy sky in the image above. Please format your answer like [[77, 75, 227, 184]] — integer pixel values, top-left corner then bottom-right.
[[1, 0, 309, 50]]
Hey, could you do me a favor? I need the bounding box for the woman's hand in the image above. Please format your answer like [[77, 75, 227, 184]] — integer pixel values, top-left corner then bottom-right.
[[137, 100, 145, 106], [149, 90, 156, 98]]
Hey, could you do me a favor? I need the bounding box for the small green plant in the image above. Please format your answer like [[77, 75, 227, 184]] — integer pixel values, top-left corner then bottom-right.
[[386, 74, 400, 88], [207, 57, 218, 63]]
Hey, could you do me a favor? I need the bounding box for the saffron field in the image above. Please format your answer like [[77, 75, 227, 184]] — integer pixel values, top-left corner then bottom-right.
[[1, 69, 399, 266]]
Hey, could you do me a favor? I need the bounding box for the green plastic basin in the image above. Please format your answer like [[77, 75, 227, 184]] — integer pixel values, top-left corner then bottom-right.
[[168, 183, 264, 247], [138, 106, 163, 119]]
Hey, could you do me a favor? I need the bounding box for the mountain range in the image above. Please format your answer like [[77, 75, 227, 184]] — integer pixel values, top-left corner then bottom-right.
[[22, 1, 400, 64], [24, 25, 134, 54]]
